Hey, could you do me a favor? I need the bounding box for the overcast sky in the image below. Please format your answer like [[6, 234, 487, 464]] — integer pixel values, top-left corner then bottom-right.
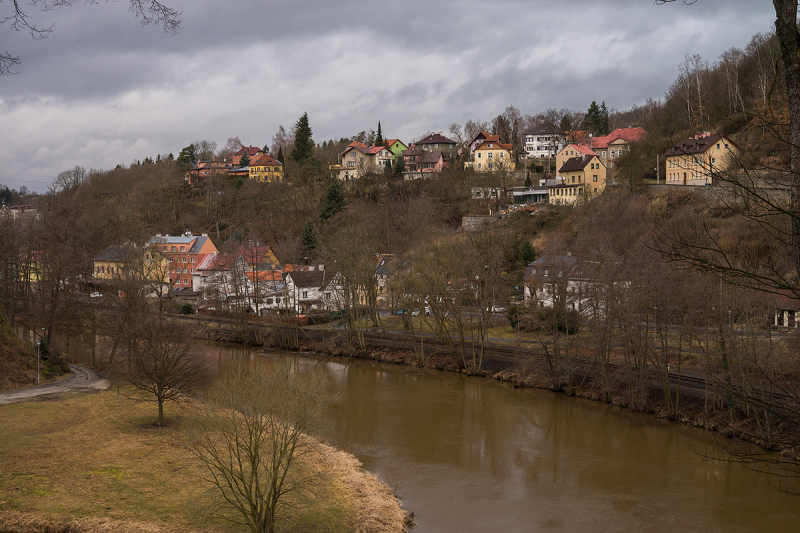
[[0, 0, 777, 192]]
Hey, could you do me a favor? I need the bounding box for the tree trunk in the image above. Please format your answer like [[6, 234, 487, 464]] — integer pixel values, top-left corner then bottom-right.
[[773, 0, 800, 279]]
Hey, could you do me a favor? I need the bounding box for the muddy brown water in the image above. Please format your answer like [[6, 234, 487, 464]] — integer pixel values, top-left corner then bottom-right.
[[29, 330, 800, 532]]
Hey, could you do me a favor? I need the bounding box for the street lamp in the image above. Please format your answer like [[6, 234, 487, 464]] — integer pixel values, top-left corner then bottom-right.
[[36, 341, 41, 384]]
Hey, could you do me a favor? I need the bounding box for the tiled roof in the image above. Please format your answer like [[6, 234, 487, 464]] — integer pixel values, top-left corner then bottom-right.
[[288, 270, 327, 289], [562, 144, 597, 157], [416, 133, 456, 145], [235, 145, 262, 156], [523, 255, 580, 281], [664, 134, 735, 157], [590, 127, 648, 149], [250, 154, 282, 167], [559, 155, 595, 173], [524, 125, 560, 136]]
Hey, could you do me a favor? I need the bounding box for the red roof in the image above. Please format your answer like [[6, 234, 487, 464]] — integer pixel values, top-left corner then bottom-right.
[[250, 154, 282, 167], [590, 127, 647, 149], [562, 144, 597, 157]]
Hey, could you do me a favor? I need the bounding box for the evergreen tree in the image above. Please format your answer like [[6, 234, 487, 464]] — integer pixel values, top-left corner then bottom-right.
[[290, 112, 314, 162], [239, 150, 250, 167], [394, 154, 405, 174], [320, 178, 346, 220], [277, 147, 284, 164], [560, 115, 572, 133], [586, 101, 601, 135], [297, 218, 319, 264], [375, 121, 384, 146], [524, 174, 533, 188], [599, 102, 609, 135], [176, 144, 196, 171], [263, 144, 270, 154]]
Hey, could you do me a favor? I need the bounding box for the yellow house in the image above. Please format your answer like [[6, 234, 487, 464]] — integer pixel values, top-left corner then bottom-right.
[[92, 244, 170, 285], [337, 142, 394, 181], [549, 155, 607, 206], [555, 144, 597, 175], [664, 133, 739, 186], [465, 140, 516, 172], [248, 154, 284, 183]]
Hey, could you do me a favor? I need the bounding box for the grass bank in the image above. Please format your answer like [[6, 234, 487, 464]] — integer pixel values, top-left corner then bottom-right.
[[0, 388, 407, 533]]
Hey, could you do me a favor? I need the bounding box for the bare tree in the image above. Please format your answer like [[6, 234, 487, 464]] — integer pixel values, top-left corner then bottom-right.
[[123, 318, 209, 425], [185, 358, 329, 533], [1, 0, 181, 75]]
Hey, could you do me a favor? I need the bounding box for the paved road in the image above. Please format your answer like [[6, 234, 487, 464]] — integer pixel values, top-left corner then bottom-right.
[[0, 364, 111, 405]]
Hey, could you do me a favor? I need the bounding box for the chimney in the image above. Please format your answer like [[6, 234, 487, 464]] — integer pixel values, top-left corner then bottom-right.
[[156, 233, 162, 237], [201, 233, 207, 237]]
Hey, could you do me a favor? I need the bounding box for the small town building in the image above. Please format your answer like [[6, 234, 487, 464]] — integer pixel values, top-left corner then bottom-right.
[[664, 132, 739, 186]]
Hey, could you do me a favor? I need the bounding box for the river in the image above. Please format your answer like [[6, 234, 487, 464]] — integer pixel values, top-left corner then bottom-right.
[[29, 330, 800, 532]]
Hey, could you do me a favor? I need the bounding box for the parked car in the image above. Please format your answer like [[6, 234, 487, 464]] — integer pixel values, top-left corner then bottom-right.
[[489, 305, 506, 313], [89, 292, 102, 298]]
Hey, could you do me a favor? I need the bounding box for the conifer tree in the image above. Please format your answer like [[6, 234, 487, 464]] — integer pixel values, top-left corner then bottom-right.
[[297, 218, 319, 263], [239, 150, 250, 167], [176, 144, 196, 171], [320, 178, 346, 221], [290, 112, 314, 162], [277, 147, 284, 164], [375, 121, 384, 146]]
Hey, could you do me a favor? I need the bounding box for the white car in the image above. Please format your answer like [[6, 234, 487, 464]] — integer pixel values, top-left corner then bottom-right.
[[89, 292, 102, 298]]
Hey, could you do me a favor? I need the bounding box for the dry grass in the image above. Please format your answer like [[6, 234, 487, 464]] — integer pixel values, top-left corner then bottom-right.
[[0, 388, 405, 533]]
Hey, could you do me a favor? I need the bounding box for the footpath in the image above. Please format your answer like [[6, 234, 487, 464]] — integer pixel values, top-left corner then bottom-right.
[[0, 364, 110, 405]]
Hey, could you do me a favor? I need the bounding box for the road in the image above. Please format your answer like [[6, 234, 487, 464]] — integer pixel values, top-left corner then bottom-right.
[[0, 364, 111, 405]]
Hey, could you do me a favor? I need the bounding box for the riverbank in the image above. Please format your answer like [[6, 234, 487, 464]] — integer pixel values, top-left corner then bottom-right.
[[299, 329, 799, 465], [0, 385, 409, 533]]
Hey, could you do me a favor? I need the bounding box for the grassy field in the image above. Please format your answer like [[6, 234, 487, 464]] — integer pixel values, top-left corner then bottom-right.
[[0, 388, 383, 533]]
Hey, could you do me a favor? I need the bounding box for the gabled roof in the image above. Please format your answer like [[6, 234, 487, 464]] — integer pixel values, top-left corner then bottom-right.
[[340, 141, 370, 157], [385, 138, 407, 148], [234, 145, 263, 156], [402, 149, 444, 162], [469, 131, 501, 145], [474, 140, 513, 152], [287, 270, 327, 289], [416, 133, 456, 145], [368, 145, 392, 155], [590, 127, 647, 150], [250, 154, 282, 167], [559, 155, 597, 173], [565, 131, 589, 144], [147, 233, 216, 255], [561, 144, 597, 157]]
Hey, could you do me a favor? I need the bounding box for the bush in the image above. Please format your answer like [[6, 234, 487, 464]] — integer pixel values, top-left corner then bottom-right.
[[180, 303, 195, 315], [537, 307, 580, 334]]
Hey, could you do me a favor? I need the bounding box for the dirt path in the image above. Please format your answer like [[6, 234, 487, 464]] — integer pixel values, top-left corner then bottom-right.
[[0, 364, 110, 405]]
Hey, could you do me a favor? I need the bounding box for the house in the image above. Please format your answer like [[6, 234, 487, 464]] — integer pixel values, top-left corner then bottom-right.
[[555, 144, 597, 175], [465, 140, 516, 172], [664, 132, 739, 186], [511, 185, 550, 205], [248, 154, 284, 183], [468, 131, 501, 157], [186, 159, 231, 185], [227, 167, 249, 180], [92, 245, 136, 281], [549, 155, 607, 205], [414, 133, 457, 158], [91, 243, 170, 295], [338, 141, 394, 181], [284, 269, 337, 314], [402, 149, 444, 178], [589, 127, 647, 170], [773, 290, 800, 329], [230, 146, 264, 167], [375, 254, 394, 308], [147, 232, 218, 290], [523, 254, 620, 319], [384, 139, 409, 157], [523, 125, 565, 159]]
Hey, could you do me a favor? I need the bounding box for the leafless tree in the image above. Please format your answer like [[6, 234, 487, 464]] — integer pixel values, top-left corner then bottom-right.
[[122, 318, 209, 425], [1, 0, 181, 75], [185, 358, 329, 533]]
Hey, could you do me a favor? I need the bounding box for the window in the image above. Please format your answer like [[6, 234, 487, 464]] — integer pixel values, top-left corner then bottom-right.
[[717, 143, 720, 149], [488, 152, 493, 158], [610, 149, 615, 158], [183, 268, 187, 274], [488, 162, 493, 169], [302, 291, 308, 298], [478, 152, 482, 158], [572, 176, 575, 183], [593, 175, 598, 182], [267, 298, 273, 305], [171, 246, 176, 252], [191, 257, 195, 263], [488, 143, 493, 148], [180, 246, 185, 252], [602, 151, 606, 158], [499, 152, 504, 158], [477, 163, 482, 170], [182, 257, 187, 263], [711, 157, 716, 164], [191, 268, 195, 274]]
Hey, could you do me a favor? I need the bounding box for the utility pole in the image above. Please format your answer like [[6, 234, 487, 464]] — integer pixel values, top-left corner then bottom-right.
[[656, 155, 660, 184]]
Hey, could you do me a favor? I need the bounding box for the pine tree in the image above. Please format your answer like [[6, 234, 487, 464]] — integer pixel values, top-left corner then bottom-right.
[[239, 150, 250, 167], [375, 121, 384, 146], [586, 101, 601, 135], [277, 147, 284, 164], [290, 112, 314, 162], [524, 174, 532, 188], [320, 178, 346, 221], [297, 218, 319, 264], [599, 102, 609, 135], [176, 144, 196, 171], [394, 154, 405, 174]]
